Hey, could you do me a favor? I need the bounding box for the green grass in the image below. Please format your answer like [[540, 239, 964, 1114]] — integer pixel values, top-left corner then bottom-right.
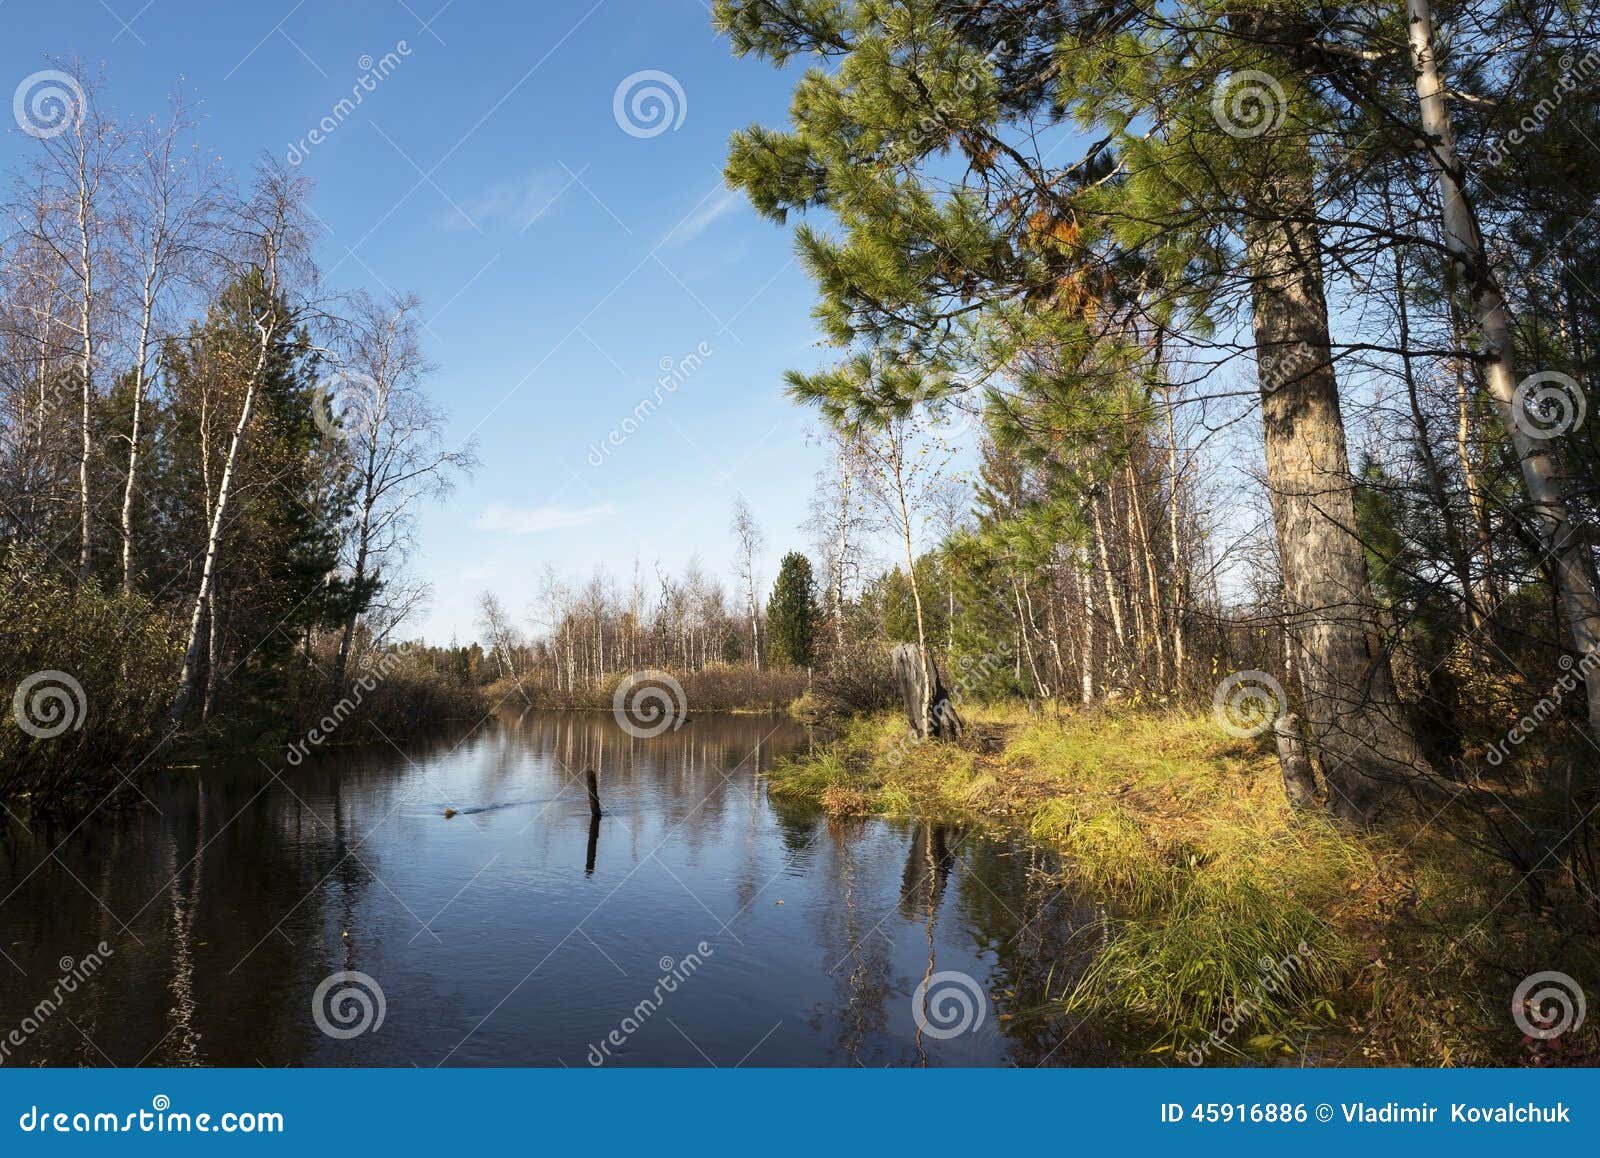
[[767, 705, 1596, 1065]]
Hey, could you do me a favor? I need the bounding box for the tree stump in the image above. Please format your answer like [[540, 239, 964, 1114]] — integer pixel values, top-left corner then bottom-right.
[[891, 643, 963, 741]]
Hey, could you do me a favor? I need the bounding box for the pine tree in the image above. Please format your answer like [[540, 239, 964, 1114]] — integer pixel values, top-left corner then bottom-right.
[[715, 0, 1441, 817]]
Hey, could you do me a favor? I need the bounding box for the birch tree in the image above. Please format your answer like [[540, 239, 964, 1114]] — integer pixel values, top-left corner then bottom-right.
[[1400, 0, 1600, 740], [171, 166, 315, 718], [730, 496, 765, 672], [326, 291, 475, 688], [113, 99, 216, 593]]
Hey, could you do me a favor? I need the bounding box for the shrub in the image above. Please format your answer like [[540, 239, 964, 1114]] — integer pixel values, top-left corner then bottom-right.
[[0, 549, 181, 810]]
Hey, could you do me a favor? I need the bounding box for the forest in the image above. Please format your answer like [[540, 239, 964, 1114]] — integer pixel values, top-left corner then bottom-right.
[[3, 0, 1599, 1067], [0, 73, 478, 806]]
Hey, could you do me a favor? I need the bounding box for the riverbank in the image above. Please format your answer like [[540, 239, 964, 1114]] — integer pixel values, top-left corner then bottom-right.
[[485, 667, 809, 717], [765, 706, 1600, 1066]]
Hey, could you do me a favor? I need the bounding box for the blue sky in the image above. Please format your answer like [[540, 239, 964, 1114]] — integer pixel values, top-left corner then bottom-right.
[[3, 0, 832, 642]]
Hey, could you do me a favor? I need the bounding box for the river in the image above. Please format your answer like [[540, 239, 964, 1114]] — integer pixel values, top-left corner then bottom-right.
[[0, 711, 1101, 1066]]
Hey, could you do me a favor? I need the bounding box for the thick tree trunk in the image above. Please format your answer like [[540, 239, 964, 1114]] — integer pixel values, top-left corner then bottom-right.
[[1274, 712, 1318, 811], [1243, 154, 1432, 821], [1404, 0, 1600, 740]]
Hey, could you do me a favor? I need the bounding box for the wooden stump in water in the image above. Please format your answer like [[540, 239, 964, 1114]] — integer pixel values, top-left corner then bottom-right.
[[585, 768, 603, 817], [891, 642, 963, 741], [1273, 712, 1318, 811]]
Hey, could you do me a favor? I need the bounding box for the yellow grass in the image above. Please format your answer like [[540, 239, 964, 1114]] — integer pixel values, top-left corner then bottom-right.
[[766, 705, 1599, 1065]]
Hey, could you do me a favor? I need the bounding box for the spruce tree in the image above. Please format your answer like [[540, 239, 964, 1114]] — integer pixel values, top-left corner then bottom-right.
[[767, 551, 819, 668]]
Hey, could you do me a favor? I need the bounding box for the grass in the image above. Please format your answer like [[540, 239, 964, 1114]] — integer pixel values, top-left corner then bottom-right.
[[766, 704, 1600, 1066]]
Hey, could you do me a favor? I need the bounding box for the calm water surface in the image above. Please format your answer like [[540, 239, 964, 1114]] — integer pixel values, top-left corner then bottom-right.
[[0, 712, 1101, 1066]]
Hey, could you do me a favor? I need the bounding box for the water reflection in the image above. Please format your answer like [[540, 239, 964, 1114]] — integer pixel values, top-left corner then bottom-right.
[[0, 712, 1104, 1066]]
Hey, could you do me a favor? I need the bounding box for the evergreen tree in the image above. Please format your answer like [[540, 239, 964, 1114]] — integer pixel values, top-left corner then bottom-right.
[[714, 0, 1443, 817], [766, 551, 819, 668]]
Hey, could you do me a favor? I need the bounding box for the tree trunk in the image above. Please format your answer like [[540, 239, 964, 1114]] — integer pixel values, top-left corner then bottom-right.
[[1404, 0, 1600, 739], [75, 154, 94, 580], [1274, 712, 1318, 811], [1161, 381, 1188, 681], [1126, 461, 1166, 687], [892, 642, 961, 740], [172, 362, 262, 718], [1243, 130, 1431, 821], [1078, 556, 1097, 704], [120, 293, 156, 595], [333, 500, 373, 691]]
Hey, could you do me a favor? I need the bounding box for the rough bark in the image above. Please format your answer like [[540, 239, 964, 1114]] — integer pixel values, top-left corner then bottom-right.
[[1243, 108, 1432, 820], [1274, 712, 1319, 811]]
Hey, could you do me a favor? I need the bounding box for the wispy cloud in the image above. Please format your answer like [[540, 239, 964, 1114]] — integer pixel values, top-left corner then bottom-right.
[[441, 172, 570, 233], [660, 186, 745, 247], [476, 503, 616, 534]]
